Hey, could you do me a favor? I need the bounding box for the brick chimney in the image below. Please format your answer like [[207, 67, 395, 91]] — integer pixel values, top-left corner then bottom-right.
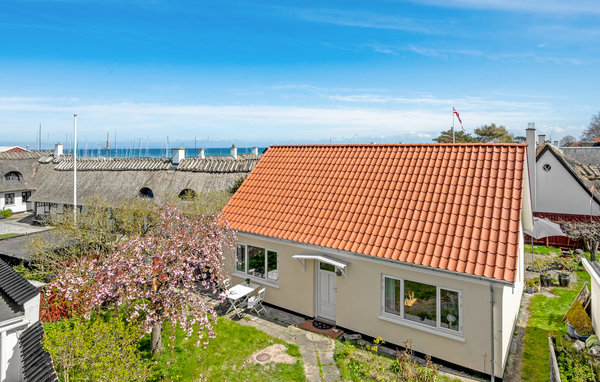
[[230, 144, 237, 159], [172, 148, 185, 165], [593, 137, 600, 144]]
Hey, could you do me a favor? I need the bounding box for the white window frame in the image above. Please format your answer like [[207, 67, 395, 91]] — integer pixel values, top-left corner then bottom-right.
[[233, 243, 279, 286], [379, 274, 463, 341]]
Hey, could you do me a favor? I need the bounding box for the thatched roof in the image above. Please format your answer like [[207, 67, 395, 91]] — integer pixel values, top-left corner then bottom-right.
[[0, 151, 51, 160], [1, 150, 262, 205], [0, 155, 49, 193], [53, 154, 261, 173]]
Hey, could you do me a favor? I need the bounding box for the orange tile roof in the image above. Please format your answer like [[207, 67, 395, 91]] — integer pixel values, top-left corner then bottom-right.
[[223, 144, 526, 282]]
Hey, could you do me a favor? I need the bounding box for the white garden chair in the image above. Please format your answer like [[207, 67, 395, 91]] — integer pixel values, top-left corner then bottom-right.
[[247, 288, 266, 316]]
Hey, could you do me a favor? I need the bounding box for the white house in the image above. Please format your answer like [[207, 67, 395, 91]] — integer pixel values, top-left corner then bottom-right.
[[223, 143, 532, 378], [526, 127, 600, 219], [0, 259, 48, 382]]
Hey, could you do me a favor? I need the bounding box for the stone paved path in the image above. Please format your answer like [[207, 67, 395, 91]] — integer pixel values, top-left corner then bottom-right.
[[204, 292, 342, 381], [236, 308, 341, 382], [0, 213, 49, 235]]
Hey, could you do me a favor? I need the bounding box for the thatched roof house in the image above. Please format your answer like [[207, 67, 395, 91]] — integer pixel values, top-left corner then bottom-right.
[[0, 145, 262, 214]]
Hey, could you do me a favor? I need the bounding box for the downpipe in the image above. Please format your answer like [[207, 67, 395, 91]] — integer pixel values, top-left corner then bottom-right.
[[490, 283, 496, 382]]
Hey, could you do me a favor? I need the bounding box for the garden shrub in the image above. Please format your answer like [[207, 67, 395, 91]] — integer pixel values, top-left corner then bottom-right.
[[1, 209, 12, 218], [565, 300, 594, 336], [44, 314, 154, 382]]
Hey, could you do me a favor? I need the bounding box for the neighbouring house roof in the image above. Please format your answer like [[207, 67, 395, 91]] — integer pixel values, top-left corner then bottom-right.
[[0, 259, 40, 305], [0, 230, 64, 261], [0, 151, 50, 160], [19, 321, 59, 382], [224, 144, 527, 283], [536, 143, 600, 206], [0, 146, 29, 153]]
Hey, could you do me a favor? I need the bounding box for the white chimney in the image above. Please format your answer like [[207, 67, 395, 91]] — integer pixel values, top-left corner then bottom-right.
[[198, 148, 205, 159], [538, 135, 546, 145], [526, 123, 537, 211], [251, 147, 258, 155], [553, 141, 559, 146], [172, 148, 185, 165], [230, 144, 237, 159], [54, 143, 63, 159]]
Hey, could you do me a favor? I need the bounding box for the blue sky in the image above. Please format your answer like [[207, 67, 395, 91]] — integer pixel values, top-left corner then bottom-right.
[[1, 0, 599, 147]]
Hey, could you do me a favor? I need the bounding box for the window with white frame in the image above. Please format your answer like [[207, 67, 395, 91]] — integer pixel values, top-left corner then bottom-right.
[[5, 193, 15, 205], [235, 244, 278, 282], [382, 276, 461, 333]]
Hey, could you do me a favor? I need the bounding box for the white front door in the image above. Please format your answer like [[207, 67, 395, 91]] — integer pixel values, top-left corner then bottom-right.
[[317, 262, 337, 322]]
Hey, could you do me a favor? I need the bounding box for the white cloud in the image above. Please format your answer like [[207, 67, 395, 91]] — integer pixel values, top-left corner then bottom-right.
[[408, 0, 600, 15]]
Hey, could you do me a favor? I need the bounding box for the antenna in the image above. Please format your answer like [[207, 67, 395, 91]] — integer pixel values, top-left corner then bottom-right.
[[38, 123, 41, 151]]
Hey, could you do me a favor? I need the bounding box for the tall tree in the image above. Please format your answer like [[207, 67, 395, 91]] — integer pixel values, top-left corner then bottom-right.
[[561, 221, 600, 261], [432, 129, 478, 143], [474, 123, 514, 143], [47, 205, 235, 353], [581, 112, 600, 142], [560, 135, 577, 147]]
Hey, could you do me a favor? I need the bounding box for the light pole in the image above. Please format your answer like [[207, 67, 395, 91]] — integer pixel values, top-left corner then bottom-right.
[[73, 114, 78, 224]]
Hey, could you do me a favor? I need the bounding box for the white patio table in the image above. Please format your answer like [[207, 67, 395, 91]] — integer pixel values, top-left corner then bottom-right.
[[225, 282, 259, 317]]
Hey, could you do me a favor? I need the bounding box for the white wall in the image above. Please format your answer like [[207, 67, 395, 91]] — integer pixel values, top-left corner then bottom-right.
[[536, 150, 600, 215], [0, 193, 27, 214], [0, 319, 27, 382], [227, 232, 516, 377]]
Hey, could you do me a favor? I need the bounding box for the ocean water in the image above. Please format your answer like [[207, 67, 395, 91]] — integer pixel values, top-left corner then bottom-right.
[[61, 147, 267, 158]]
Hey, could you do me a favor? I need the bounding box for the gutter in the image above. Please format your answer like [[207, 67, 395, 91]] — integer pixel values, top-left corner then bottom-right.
[[236, 230, 515, 286]]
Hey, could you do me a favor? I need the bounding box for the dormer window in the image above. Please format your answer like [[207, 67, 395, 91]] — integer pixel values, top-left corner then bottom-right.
[[4, 171, 22, 182]]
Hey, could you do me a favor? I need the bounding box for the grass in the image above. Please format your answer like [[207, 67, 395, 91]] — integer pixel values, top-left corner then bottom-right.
[[334, 340, 459, 382], [521, 264, 591, 382], [149, 317, 305, 381], [0, 233, 20, 240], [524, 244, 562, 256]]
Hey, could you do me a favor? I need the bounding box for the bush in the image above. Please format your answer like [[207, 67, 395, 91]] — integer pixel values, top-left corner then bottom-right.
[[44, 314, 155, 382], [565, 300, 594, 336], [1, 209, 12, 218]]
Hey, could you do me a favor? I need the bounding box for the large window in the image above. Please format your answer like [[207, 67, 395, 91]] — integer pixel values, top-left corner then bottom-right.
[[382, 276, 461, 333], [235, 244, 278, 282]]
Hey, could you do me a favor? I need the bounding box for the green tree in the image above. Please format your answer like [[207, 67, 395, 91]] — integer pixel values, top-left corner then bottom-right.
[[432, 129, 479, 143], [474, 123, 514, 143], [581, 112, 600, 142], [44, 314, 154, 382], [560, 135, 577, 147]]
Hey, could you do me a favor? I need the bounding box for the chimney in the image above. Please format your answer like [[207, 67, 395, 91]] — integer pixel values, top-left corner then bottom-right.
[[198, 148, 205, 159], [526, 123, 537, 211], [594, 137, 600, 144], [538, 134, 546, 145], [172, 148, 185, 165], [230, 144, 237, 159], [553, 141, 559, 146], [54, 143, 63, 159], [251, 147, 258, 155]]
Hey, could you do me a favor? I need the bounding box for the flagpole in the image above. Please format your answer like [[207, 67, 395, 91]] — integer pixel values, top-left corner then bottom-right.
[[452, 107, 455, 143], [73, 114, 77, 225]]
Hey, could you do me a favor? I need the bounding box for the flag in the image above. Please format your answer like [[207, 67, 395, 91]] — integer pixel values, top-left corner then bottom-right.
[[453, 107, 463, 129]]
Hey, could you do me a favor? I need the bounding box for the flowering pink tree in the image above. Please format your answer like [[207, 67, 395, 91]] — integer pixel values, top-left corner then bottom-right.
[[47, 205, 235, 353]]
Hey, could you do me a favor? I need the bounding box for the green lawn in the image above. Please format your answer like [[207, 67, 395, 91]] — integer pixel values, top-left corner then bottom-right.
[[0, 233, 20, 240], [524, 244, 562, 256], [150, 317, 305, 381], [334, 339, 458, 381], [521, 267, 591, 382]]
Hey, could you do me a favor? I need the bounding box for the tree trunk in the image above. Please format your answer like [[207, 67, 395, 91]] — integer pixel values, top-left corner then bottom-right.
[[151, 322, 163, 353]]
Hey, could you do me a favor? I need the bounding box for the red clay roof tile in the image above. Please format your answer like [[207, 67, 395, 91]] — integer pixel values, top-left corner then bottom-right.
[[223, 144, 526, 282]]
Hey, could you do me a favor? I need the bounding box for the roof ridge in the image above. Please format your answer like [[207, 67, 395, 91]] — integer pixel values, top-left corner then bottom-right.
[[271, 143, 527, 148]]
